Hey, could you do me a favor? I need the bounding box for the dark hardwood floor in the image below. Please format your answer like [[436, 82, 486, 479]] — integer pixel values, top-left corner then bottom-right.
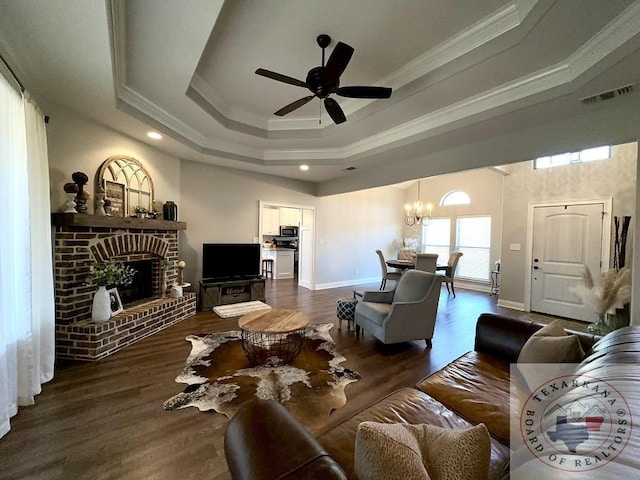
[[0, 280, 526, 480]]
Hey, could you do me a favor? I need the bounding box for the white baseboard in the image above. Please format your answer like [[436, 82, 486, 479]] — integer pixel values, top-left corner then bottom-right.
[[454, 280, 491, 294], [497, 299, 525, 311], [314, 277, 379, 291], [315, 277, 494, 293]]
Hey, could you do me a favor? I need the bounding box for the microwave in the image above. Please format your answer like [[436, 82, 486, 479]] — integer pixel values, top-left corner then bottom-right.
[[279, 225, 299, 237]]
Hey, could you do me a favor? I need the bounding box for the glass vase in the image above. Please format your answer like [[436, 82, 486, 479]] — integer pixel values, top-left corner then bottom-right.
[[587, 309, 629, 335], [588, 313, 616, 336]]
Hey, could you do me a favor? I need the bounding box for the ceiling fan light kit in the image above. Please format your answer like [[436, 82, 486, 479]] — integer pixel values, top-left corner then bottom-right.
[[255, 34, 392, 125]]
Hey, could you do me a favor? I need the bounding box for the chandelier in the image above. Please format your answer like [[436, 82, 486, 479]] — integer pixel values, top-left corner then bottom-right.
[[404, 181, 432, 226]]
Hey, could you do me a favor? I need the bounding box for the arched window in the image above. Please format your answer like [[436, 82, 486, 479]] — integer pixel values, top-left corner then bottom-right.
[[440, 190, 470, 206]]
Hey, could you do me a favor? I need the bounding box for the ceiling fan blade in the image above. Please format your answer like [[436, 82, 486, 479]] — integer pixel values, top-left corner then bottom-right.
[[324, 41, 354, 83], [336, 86, 392, 99], [324, 97, 346, 124], [274, 95, 315, 116], [255, 68, 307, 88]]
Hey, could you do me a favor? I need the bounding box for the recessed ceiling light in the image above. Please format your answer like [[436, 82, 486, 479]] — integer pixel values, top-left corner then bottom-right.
[[147, 131, 162, 140], [300, 165, 309, 171]]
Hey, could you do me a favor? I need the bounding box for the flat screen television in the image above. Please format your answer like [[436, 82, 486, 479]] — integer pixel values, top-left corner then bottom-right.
[[202, 243, 261, 281]]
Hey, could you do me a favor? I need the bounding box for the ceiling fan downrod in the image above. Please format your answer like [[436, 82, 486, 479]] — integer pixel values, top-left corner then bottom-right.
[[317, 34, 331, 67]]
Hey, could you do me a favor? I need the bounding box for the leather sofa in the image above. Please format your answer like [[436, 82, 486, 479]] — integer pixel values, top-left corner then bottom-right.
[[224, 313, 631, 479]]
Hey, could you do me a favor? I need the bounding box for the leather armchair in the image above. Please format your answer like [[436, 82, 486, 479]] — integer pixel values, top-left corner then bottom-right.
[[354, 270, 441, 347], [225, 399, 347, 479]]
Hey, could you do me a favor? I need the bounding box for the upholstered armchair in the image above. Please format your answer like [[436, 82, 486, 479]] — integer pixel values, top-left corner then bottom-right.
[[354, 270, 441, 347]]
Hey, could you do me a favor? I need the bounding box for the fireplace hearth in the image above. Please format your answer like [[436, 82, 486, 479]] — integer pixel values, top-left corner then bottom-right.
[[52, 213, 196, 361]]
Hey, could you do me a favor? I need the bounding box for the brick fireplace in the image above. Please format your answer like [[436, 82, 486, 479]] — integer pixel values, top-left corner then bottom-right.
[[52, 213, 196, 361]]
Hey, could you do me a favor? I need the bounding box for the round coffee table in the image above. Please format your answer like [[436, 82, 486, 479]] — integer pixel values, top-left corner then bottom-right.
[[238, 308, 309, 366]]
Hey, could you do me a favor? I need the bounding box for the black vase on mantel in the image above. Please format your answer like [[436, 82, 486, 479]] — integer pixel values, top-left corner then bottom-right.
[[163, 201, 177, 221]]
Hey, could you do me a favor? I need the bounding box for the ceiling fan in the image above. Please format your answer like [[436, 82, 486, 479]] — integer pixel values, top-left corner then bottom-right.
[[255, 34, 392, 125]]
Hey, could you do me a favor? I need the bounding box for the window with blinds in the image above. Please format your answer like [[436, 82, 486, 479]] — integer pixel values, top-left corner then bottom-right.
[[421, 218, 451, 266], [455, 216, 491, 281]]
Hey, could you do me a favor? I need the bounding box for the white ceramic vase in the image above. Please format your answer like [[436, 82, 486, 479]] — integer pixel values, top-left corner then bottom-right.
[[91, 286, 111, 323]]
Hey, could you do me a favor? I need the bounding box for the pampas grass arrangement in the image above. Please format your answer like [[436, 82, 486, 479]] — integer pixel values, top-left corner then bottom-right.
[[572, 267, 631, 323]]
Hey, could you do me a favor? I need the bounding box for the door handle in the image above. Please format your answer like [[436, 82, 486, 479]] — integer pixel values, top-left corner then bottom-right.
[[533, 265, 540, 270]]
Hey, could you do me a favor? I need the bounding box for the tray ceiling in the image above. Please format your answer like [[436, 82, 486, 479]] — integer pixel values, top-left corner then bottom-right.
[[1, 0, 640, 193]]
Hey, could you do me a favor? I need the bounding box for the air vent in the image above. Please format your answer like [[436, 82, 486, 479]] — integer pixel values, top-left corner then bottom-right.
[[581, 84, 634, 105], [343, 166, 357, 171]]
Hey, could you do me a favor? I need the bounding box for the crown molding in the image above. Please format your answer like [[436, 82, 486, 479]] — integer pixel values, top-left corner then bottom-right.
[[262, 0, 640, 162], [339, 0, 531, 115], [109, 0, 640, 167]]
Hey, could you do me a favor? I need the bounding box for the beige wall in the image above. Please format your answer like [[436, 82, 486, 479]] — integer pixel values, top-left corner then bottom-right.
[[315, 188, 405, 287], [47, 104, 181, 215], [179, 158, 403, 287], [46, 106, 405, 289], [500, 142, 637, 307], [402, 168, 505, 285], [179, 159, 314, 283], [47, 107, 636, 309]]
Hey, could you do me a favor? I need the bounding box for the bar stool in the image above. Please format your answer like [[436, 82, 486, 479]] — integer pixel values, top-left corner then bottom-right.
[[261, 258, 274, 279]]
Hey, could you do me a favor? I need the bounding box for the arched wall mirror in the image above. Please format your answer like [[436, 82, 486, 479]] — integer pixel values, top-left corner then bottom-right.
[[97, 155, 154, 217]]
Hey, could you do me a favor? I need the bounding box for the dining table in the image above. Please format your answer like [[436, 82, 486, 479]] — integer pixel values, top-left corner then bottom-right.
[[386, 259, 450, 276], [386, 259, 416, 271]]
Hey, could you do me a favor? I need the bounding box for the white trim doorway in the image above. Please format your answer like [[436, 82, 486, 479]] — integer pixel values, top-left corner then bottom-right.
[[524, 197, 612, 315], [259, 200, 316, 289]]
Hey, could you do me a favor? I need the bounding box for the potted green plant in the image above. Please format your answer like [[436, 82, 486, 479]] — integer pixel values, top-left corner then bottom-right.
[[134, 205, 148, 218], [86, 261, 136, 322]]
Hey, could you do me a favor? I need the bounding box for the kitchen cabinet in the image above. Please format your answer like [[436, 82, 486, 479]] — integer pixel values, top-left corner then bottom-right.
[[279, 207, 301, 227], [274, 249, 294, 279], [262, 248, 294, 279], [263, 207, 280, 235]]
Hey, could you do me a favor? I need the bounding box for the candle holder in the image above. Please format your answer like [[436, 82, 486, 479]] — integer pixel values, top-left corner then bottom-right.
[[63, 182, 79, 213]]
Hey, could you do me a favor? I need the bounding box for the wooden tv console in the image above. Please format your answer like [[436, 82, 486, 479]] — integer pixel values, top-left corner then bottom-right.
[[198, 277, 266, 310]]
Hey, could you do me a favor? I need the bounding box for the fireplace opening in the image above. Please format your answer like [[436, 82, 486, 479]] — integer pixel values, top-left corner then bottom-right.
[[119, 259, 154, 305]]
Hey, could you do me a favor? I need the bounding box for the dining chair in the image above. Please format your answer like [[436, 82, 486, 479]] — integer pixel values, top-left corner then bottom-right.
[[415, 253, 438, 273], [438, 251, 464, 297], [376, 250, 402, 290]]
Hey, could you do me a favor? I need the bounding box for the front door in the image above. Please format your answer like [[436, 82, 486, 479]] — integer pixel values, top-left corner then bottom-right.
[[530, 203, 604, 321]]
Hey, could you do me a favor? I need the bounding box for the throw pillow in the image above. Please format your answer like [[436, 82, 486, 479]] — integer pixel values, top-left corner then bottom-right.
[[517, 320, 585, 363], [354, 422, 491, 480]]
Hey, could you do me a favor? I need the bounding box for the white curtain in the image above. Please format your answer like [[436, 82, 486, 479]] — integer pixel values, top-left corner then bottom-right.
[[0, 74, 55, 439]]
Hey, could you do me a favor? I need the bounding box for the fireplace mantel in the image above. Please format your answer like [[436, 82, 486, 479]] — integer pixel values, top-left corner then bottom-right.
[[51, 213, 186, 231]]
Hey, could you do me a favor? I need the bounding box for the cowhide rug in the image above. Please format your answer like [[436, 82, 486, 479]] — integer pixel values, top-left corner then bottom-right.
[[163, 323, 360, 429]]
